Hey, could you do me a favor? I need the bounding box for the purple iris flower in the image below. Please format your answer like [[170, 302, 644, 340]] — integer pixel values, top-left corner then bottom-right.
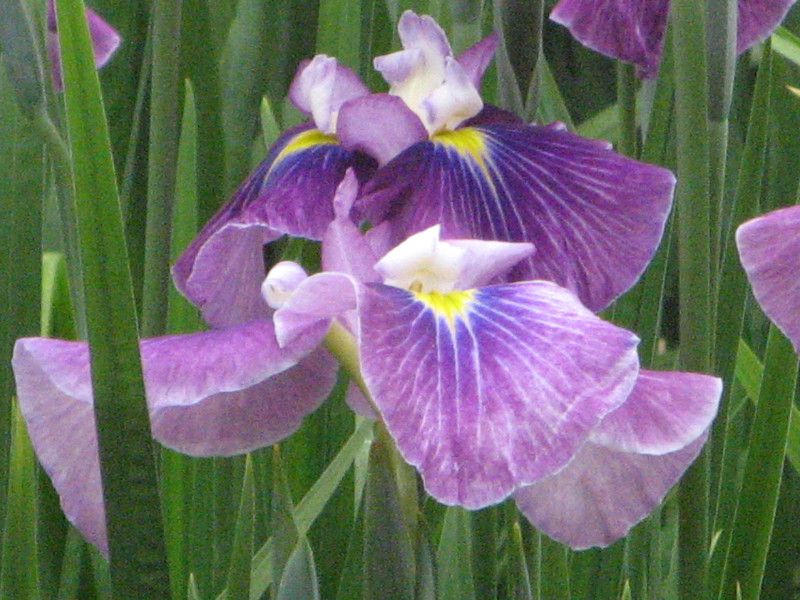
[[47, 0, 121, 91], [12, 172, 721, 552], [334, 11, 676, 313], [551, 0, 797, 78], [737, 205, 800, 351], [173, 55, 377, 328]]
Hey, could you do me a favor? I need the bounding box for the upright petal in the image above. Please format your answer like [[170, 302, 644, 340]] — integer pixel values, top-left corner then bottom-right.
[[13, 321, 336, 552], [173, 125, 375, 327], [590, 369, 721, 455], [337, 94, 428, 165], [358, 122, 675, 311], [736, 204, 800, 352], [272, 272, 358, 346], [288, 55, 369, 134], [358, 281, 640, 508], [457, 33, 500, 89], [514, 434, 707, 549]]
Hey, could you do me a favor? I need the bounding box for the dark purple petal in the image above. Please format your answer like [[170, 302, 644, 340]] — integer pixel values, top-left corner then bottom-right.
[[358, 281, 640, 508], [736, 205, 800, 352], [550, 0, 797, 79], [47, 1, 121, 91], [337, 94, 428, 165], [514, 433, 707, 549], [358, 123, 675, 311], [13, 322, 336, 552], [173, 125, 375, 327], [590, 369, 721, 454], [457, 33, 500, 89]]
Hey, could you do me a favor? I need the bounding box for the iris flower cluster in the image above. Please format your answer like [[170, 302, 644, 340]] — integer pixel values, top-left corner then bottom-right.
[[19, 7, 765, 556]]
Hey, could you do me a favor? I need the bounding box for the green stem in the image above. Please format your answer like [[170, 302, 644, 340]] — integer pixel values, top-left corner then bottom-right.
[[324, 321, 374, 409], [616, 62, 638, 158], [141, 0, 183, 337], [671, 1, 713, 598]]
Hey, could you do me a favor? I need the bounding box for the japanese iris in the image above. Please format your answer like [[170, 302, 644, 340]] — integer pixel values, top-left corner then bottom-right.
[[550, 0, 797, 78], [47, 0, 121, 91], [12, 172, 721, 553], [736, 204, 800, 352], [337, 10, 676, 313], [175, 10, 677, 326]]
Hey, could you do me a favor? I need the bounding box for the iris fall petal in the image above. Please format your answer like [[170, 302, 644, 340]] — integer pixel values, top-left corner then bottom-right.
[[358, 281, 640, 508], [514, 433, 707, 549], [590, 369, 722, 455], [173, 125, 374, 326], [550, 0, 797, 78], [12, 321, 335, 553], [358, 122, 675, 311], [736, 204, 800, 352]]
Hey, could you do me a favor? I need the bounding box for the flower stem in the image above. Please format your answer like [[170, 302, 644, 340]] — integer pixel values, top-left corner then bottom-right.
[[323, 321, 378, 413]]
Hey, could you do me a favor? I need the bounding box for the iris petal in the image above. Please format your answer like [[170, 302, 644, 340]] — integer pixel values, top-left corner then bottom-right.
[[358, 281, 640, 508], [13, 321, 335, 553], [173, 125, 375, 327], [514, 433, 707, 549], [550, 0, 796, 78], [590, 369, 721, 455], [358, 122, 674, 311], [736, 204, 800, 352], [47, 1, 122, 91]]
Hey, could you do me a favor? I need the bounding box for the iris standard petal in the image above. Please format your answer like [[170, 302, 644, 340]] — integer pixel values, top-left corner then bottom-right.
[[514, 433, 707, 549], [358, 122, 675, 311], [589, 369, 721, 455], [47, 1, 122, 91], [337, 94, 429, 165], [272, 272, 359, 346], [288, 56, 369, 134], [173, 125, 374, 327], [13, 320, 335, 552], [736, 204, 800, 352], [457, 33, 500, 89], [358, 281, 640, 508], [550, 0, 796, 79]]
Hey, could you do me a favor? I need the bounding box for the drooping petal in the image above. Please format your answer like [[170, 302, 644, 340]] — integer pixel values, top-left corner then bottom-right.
[[288, 55, 369, 134], [550, 0, 797, 79], [358, 281, 640, 508], [173, 125, 375, 327], [736, 204, 800, 352], [13, 323, 335, 552], [590, 369, 721, 455], [337, 94, 428, 165], [47, 1, 122, 90], [358, 122, 675, 311], [514, 433, 707, 549], [457, 33, 500, 89]]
